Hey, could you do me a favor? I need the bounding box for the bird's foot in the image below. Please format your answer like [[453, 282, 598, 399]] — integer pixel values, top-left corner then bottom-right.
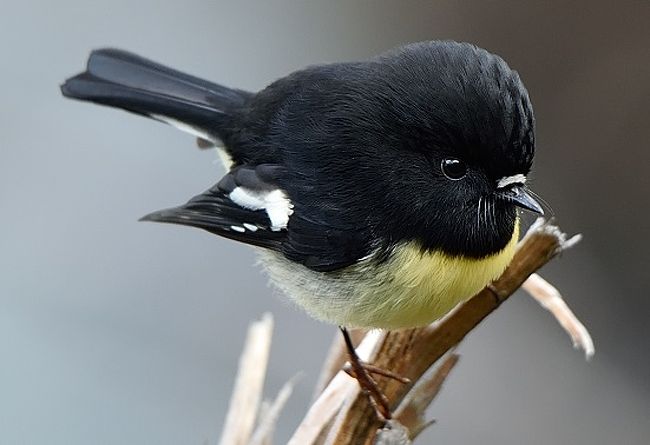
[[343, 362, 410, 384], [339, 327, 410, 421]]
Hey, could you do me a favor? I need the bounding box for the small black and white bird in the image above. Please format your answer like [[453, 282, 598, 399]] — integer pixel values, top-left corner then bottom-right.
[[61, 40, 543, 417]]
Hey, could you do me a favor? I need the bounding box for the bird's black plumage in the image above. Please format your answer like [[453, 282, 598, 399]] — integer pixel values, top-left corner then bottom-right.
[[61, 41, 537, 273], [59, 48, 251, 140]]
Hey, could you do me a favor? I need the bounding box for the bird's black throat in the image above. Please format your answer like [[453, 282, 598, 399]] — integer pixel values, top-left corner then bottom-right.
[[375, 196, 519, 261]]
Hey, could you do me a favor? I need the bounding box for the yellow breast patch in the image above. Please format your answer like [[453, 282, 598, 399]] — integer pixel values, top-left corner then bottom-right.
[[343, 219, 520, 329]]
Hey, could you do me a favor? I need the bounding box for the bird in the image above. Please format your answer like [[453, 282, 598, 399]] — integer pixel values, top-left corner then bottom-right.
[[61, 40, 543, 418]]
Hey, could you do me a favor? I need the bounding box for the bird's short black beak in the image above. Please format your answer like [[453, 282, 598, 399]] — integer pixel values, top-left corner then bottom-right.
[[497, 185, 544, 215]]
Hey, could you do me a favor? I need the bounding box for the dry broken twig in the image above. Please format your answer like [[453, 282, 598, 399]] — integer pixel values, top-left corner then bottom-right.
[[393, 351, 460, 440], [219, 313, 274, 445], [249, 376, 297, 445], [522, 272, 594, 359]]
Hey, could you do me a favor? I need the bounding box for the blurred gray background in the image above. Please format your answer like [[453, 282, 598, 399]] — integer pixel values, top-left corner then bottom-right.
[[1, 1, 648, 444]]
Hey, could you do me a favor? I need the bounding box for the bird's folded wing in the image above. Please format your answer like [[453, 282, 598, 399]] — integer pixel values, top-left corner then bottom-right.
[[141, 164, 289, 250], [143, 163, 373, 272]]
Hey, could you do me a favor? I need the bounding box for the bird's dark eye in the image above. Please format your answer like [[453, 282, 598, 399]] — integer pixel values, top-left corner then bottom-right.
[[441, 158, 467, 180]]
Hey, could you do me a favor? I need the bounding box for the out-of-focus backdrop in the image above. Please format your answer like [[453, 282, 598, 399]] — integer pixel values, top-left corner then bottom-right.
[[1, 1, 648, 444]]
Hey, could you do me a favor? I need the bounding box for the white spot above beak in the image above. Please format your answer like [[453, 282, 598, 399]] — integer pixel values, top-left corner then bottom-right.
[[497, 174, 527, 189]]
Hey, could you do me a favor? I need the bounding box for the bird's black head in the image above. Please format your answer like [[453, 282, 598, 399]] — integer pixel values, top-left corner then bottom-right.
[[276, 40, 543, 259], [247, 40, 544, 262], [367, 41, 542, 257]]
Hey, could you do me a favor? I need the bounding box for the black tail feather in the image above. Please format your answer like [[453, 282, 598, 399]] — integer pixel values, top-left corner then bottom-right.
[[61, 49, 251, 139]]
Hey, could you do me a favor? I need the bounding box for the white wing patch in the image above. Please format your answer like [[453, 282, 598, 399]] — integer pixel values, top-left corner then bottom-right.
[[229, 187, 294, 231], [497, 174, 526, 189]]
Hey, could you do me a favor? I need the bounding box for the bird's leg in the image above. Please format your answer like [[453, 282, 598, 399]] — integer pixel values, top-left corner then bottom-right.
[[339, 326, 390, 419], [339, 327, 409, 420]]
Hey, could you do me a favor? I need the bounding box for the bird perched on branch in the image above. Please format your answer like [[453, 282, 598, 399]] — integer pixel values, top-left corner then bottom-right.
[[61, 40, 543, 418]]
